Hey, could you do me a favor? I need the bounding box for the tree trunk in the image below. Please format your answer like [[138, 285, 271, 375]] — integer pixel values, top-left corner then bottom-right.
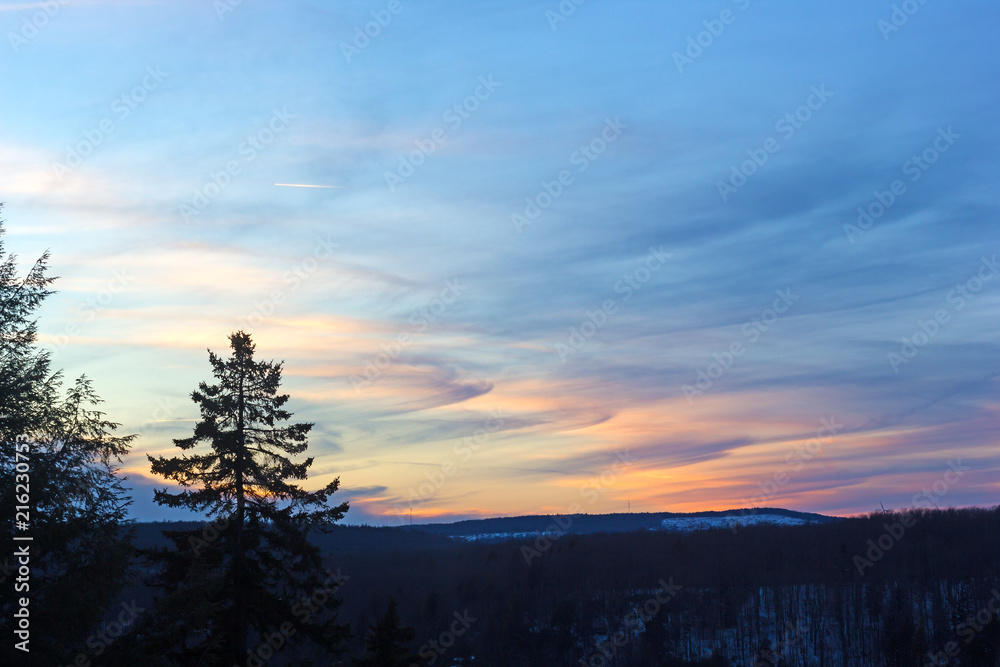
[[234, 371, 247, 662]]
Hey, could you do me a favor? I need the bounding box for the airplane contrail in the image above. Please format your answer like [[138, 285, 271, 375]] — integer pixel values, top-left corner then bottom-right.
[[274, 183, 347, 189]]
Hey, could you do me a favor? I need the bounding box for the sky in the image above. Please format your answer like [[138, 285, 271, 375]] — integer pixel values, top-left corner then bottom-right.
[[1, 0, 998, 525]]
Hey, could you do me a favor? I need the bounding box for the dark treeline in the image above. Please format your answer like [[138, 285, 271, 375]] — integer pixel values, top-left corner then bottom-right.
[[122, 508, 1000, 666], [323, 508, 1000, 666]]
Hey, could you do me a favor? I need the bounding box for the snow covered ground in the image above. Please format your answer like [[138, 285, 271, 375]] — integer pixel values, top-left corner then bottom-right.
[[659, 513, 814, 531], [451, 513, 817, 542], [455, 531, 537, 542]]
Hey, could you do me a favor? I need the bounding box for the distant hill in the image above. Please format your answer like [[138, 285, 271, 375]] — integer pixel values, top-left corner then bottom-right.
[[132, 508, 836, 552], [399, 507, 836, 542]]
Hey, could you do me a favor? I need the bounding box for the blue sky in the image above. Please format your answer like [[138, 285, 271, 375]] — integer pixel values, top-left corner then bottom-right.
[[1, 0, 998, 524]]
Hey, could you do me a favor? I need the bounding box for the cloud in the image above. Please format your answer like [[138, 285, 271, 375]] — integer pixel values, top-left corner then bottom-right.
[[6, 0, 1000, 524]]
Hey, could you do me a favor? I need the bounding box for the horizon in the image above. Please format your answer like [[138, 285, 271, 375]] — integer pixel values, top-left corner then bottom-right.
[[2, 0, 998, 527], [124, 504, 999, 529]]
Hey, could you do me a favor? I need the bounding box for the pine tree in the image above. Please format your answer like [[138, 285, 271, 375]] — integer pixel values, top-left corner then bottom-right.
[[141, 331, 350, 665], [0, 205, 55, 442], [0, 208, 136, 665], [353, 598, 418, 667]]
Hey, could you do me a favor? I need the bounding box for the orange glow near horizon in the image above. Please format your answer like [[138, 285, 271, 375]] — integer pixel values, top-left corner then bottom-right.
[[120, 379, 999, 525]]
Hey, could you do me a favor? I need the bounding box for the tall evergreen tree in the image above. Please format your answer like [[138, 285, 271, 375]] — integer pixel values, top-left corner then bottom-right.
[[353, 598, 418, 667], [141, 331, 349, 665], [0, 208, 136, 665]]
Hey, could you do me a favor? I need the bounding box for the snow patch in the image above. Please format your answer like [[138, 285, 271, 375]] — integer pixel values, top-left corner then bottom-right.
[[659, 514, 811, 532]]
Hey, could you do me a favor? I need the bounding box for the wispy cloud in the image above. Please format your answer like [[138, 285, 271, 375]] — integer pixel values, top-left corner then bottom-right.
[[274, 183, 347, 189], [6, 0, 999, 524]]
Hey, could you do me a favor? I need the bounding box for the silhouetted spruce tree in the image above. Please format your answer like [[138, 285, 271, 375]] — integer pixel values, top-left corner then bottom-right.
[[0, 209, 136, 665], [141, 331, 349, 665], [353, 598, 418, 667]]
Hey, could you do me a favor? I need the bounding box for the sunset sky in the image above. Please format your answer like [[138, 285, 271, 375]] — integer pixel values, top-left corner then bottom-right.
[[2, 0, 998, 524]]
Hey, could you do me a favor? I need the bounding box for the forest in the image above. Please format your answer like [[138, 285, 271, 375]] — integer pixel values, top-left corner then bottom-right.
[[121, 508, 1000, 667]]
